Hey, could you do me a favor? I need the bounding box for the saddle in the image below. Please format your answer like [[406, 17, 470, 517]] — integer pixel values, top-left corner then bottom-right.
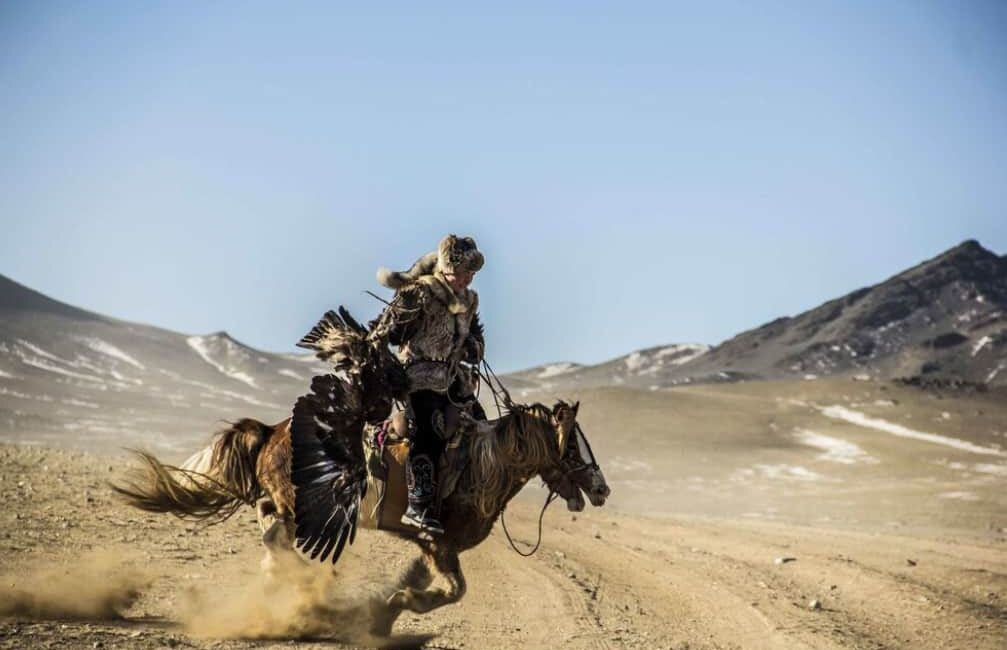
[[362, 405, 476, 534]]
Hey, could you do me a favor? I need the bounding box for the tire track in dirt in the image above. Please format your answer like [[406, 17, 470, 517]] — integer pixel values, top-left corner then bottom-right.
[[3, 445, 1005, 650], [476, 505, 1007, 650], [485, 507, 809, 650], [550, 523, 817, 650], [604, 514, 1007, 650]]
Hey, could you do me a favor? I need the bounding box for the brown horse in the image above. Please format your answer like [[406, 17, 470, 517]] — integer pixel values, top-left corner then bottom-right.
[[113, 400, 609, 635]]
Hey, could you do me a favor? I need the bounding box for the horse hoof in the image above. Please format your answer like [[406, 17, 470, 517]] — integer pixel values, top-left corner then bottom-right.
[[386, 590, 409, 609], [368, 599, 395, 637]]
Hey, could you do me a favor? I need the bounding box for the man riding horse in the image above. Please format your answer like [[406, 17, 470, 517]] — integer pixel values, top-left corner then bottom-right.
[[369, 234, 487, 535], [112, 234, 610, 632]]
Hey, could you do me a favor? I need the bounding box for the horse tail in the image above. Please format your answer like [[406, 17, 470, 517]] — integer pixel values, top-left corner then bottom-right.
[[110, 418, 274, 523]]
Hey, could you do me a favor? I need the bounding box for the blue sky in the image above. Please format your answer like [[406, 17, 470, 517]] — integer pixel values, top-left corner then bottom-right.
[[2, 1, 1005, 371]]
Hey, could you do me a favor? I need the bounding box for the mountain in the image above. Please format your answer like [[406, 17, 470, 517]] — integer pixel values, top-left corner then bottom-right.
[[0, 274, 326, 453], [509, 240, 1007, 392], [4, 239, 1005, 450], [505, 345, 711, 394]]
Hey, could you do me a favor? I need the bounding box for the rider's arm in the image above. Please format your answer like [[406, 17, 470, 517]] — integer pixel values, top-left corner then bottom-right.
[[463, 310, 485, 364], [369, 284, 425, 346]]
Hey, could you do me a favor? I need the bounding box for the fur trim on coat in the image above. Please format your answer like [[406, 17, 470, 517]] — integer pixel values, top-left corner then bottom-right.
[[376, 235, 483, 290]]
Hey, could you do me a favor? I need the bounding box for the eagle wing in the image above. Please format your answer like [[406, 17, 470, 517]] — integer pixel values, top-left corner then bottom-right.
[[296, 307, 369, 371], [290, 371, 369, 564], [290, 306, 408, 564], [299, 306, 409, 418]]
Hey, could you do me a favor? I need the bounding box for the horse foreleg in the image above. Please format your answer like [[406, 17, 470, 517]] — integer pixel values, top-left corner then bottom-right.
[[386, 548, 466, 616], [368, 554, 434, 636]]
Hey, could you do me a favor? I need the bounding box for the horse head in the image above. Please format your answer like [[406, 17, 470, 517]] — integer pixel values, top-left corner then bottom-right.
[[541, 400, 610, 511]]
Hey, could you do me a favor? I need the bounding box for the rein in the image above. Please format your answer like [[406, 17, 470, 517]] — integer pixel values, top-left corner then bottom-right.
[[481, 359, 514, 417], [478, 360, 598, 558], [498, 411, 593, 558], [500, 489, 559, 557]]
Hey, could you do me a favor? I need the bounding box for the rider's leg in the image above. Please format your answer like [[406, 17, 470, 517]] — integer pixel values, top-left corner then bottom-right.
[[402, 390, 447, 534]]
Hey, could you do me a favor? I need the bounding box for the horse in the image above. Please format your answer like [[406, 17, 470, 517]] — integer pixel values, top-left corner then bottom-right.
[[112, 399, 609, 635]]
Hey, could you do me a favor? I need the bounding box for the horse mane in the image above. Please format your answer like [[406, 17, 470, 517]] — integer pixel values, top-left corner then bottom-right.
[[465, 403, 560, 518]]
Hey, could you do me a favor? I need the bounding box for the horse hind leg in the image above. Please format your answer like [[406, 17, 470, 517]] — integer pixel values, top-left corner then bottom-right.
[[257, 499, 301, 584], [257, 497, 279, 534]]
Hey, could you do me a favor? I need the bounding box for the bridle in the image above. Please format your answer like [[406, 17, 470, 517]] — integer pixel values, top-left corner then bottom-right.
[[559, 422, 600, 476], [479, 359, 603, 556], [501, 418, 600, 557]]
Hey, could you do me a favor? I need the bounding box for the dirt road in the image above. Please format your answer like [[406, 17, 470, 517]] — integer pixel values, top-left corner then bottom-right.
[[1, 443, 1004, 650]]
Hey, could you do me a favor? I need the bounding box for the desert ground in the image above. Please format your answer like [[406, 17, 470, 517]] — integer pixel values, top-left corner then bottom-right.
[[1, 378, 1005, 649]]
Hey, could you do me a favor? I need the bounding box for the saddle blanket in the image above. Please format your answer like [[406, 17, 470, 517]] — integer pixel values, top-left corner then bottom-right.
[[362, 423, 468, 534]]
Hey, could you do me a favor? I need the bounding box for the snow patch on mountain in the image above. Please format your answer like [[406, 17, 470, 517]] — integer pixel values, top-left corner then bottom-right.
[[18, 355, 105, 383], [794, 428, 877, 465], [819, 405, 1006, 457], [109, 369, 143, 386], [62, 397, 99, 409], [186, 335, 259, 389], [625, 344, 710, 375], [0, 387, 54, 402], [538, 363, 579, 379], [656, 344, 709, 364], [939, 491, 979, 501], [972, 336, 992, 357], [15, 340, 75, 366], [733, 464, 826, 482], [77, 337, 145, 369], [208, 388, 285, 410], [974, 463, 1007, 476]]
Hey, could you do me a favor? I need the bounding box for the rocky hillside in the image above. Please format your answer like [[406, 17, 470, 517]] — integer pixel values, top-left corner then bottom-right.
[[505, 344, 711, 393], [3, 239, 1004, 447], [0, 274, 325, 453], [509, 240, 1007, 392]]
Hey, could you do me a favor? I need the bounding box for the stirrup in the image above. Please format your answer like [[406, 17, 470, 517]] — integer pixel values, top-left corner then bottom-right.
[[401, 507, 444, 535]]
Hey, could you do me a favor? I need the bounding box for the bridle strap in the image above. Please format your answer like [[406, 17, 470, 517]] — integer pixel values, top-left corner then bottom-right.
[[562, 424, 600, 473], [496, 404, 599, 558], [502, 423, 597, 558], [501, 489, 559, 557]]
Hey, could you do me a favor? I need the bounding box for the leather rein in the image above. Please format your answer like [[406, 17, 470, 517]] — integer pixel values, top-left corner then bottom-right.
[[481, 359, 599, 557], [500, 419, 598, 557]]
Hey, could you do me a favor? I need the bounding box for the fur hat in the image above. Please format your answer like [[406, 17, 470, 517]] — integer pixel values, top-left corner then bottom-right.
[[377, 235, 483, 290], [435, 234, 484, 276]]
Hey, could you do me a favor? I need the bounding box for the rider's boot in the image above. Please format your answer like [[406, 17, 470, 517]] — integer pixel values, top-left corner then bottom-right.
[[401, 453, 444, 535]]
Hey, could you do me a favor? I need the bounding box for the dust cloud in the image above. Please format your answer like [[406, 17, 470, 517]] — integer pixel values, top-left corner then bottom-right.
[[175, 549, 413, 645], [0, 550, 150, 620]]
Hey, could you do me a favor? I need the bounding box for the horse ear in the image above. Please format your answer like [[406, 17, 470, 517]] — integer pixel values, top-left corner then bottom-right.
[[553, 405, 571, 452], [573, 401, 580, 416], [556, 422, 570, 454]]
